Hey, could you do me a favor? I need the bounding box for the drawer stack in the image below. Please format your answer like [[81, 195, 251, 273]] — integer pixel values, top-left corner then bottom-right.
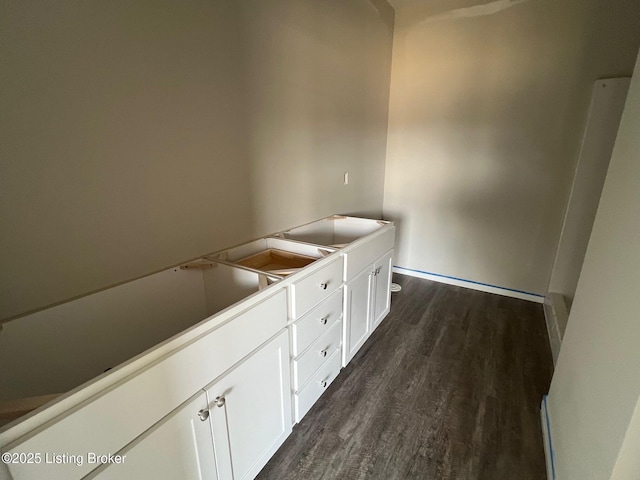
[[289, 259, 344, 422]]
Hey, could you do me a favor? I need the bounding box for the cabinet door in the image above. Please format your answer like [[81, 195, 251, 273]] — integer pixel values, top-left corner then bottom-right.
[[371, 250, 393, 331], [343, 268, 372, 366], [206, 330, 292, 480], [88, 392, 217, 480]]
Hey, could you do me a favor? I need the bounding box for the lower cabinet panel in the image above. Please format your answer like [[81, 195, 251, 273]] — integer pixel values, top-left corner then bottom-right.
[[86, 392, 217, 480], [371, 250, 393, 331], [343, 269, 372, 367], [206, 330, 292, 480], [89, 331, 292, 480]]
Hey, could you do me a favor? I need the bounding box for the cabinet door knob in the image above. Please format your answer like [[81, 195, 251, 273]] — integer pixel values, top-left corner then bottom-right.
[[320, 380, 328, 388], [198, 409, 210, 421], [320, 349, 328, 358], [320, 316, 328, 325], [319, 283, 328, 290], [214, 396, 226, 408]]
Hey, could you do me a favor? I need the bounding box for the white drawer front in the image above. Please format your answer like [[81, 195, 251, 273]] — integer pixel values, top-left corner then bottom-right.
[[293, 320, 342, 391], [344, 226, 395, 281], [291, 289, 342, 356], [3, 290, 287, 480], [290, 257, 343, 318], [294, 349, 341, 423]]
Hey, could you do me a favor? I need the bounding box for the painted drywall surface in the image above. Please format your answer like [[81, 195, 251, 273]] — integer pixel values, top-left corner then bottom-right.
[[383, 0, 640, 294], [240, 0, 393, 235], [0, 0, 393, 321], [547, 78, 630, 312], [547, 49, 640, 480], [0, 1, 253, 321]]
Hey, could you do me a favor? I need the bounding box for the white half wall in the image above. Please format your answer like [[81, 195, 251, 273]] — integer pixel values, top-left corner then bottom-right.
[[547, 78, 630, 312], [546, 48, 640, 480]]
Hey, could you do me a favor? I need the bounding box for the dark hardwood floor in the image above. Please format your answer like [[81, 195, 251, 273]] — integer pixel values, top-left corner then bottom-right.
[[257, 274, 553, 480]]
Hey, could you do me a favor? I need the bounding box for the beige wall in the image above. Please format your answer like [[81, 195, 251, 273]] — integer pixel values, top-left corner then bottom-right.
[[241, 0, 393, 235], [0, 0, 393, 321], [383, 0, 640, 294], [547, 49, 640, 480]]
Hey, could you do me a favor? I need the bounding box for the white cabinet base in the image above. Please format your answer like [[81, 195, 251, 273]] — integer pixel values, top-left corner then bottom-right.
[[1, 216, 395, 480], [88, 393, 217, 480], [343, 268, 372, 367], [206, 330, 292, 480], [343, 249, 394, 367], [371, 251, 393, 331]]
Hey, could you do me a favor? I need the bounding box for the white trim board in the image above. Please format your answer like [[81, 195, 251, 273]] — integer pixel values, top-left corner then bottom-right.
[[393, 266, 544, 303], [543, 301, 560, 366], [541, 395, 556, 480], [543, 293, 568, 366]]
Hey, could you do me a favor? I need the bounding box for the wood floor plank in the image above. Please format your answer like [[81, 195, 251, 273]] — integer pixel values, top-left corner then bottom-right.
[[257, 274, 553, 480]]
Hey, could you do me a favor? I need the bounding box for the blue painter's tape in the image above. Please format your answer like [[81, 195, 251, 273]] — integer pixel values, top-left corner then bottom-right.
[[393, 266, 544, 298], [543, 395, 556, 480]]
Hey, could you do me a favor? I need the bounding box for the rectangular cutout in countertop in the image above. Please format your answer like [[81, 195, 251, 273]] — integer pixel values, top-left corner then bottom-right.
[[236, 249, 317, 275]]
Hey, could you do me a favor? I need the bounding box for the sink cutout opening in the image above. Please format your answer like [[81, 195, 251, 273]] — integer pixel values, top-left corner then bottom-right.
[[281, 216, 388, 247], [235, 249, 317, 277]]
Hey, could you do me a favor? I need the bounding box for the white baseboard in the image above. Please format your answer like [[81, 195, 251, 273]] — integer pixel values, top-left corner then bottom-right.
[[393, 266, 544, 304], [541, 395, 556, 480]]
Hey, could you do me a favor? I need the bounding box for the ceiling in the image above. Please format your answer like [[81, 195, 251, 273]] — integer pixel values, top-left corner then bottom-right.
[[386, 0, 423, 7], [386, 0, 501, 9]]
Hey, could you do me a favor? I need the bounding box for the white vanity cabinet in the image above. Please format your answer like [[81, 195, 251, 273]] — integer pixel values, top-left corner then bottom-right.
[[0, 215, 394, 480], [280, 217, 395, 369]]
